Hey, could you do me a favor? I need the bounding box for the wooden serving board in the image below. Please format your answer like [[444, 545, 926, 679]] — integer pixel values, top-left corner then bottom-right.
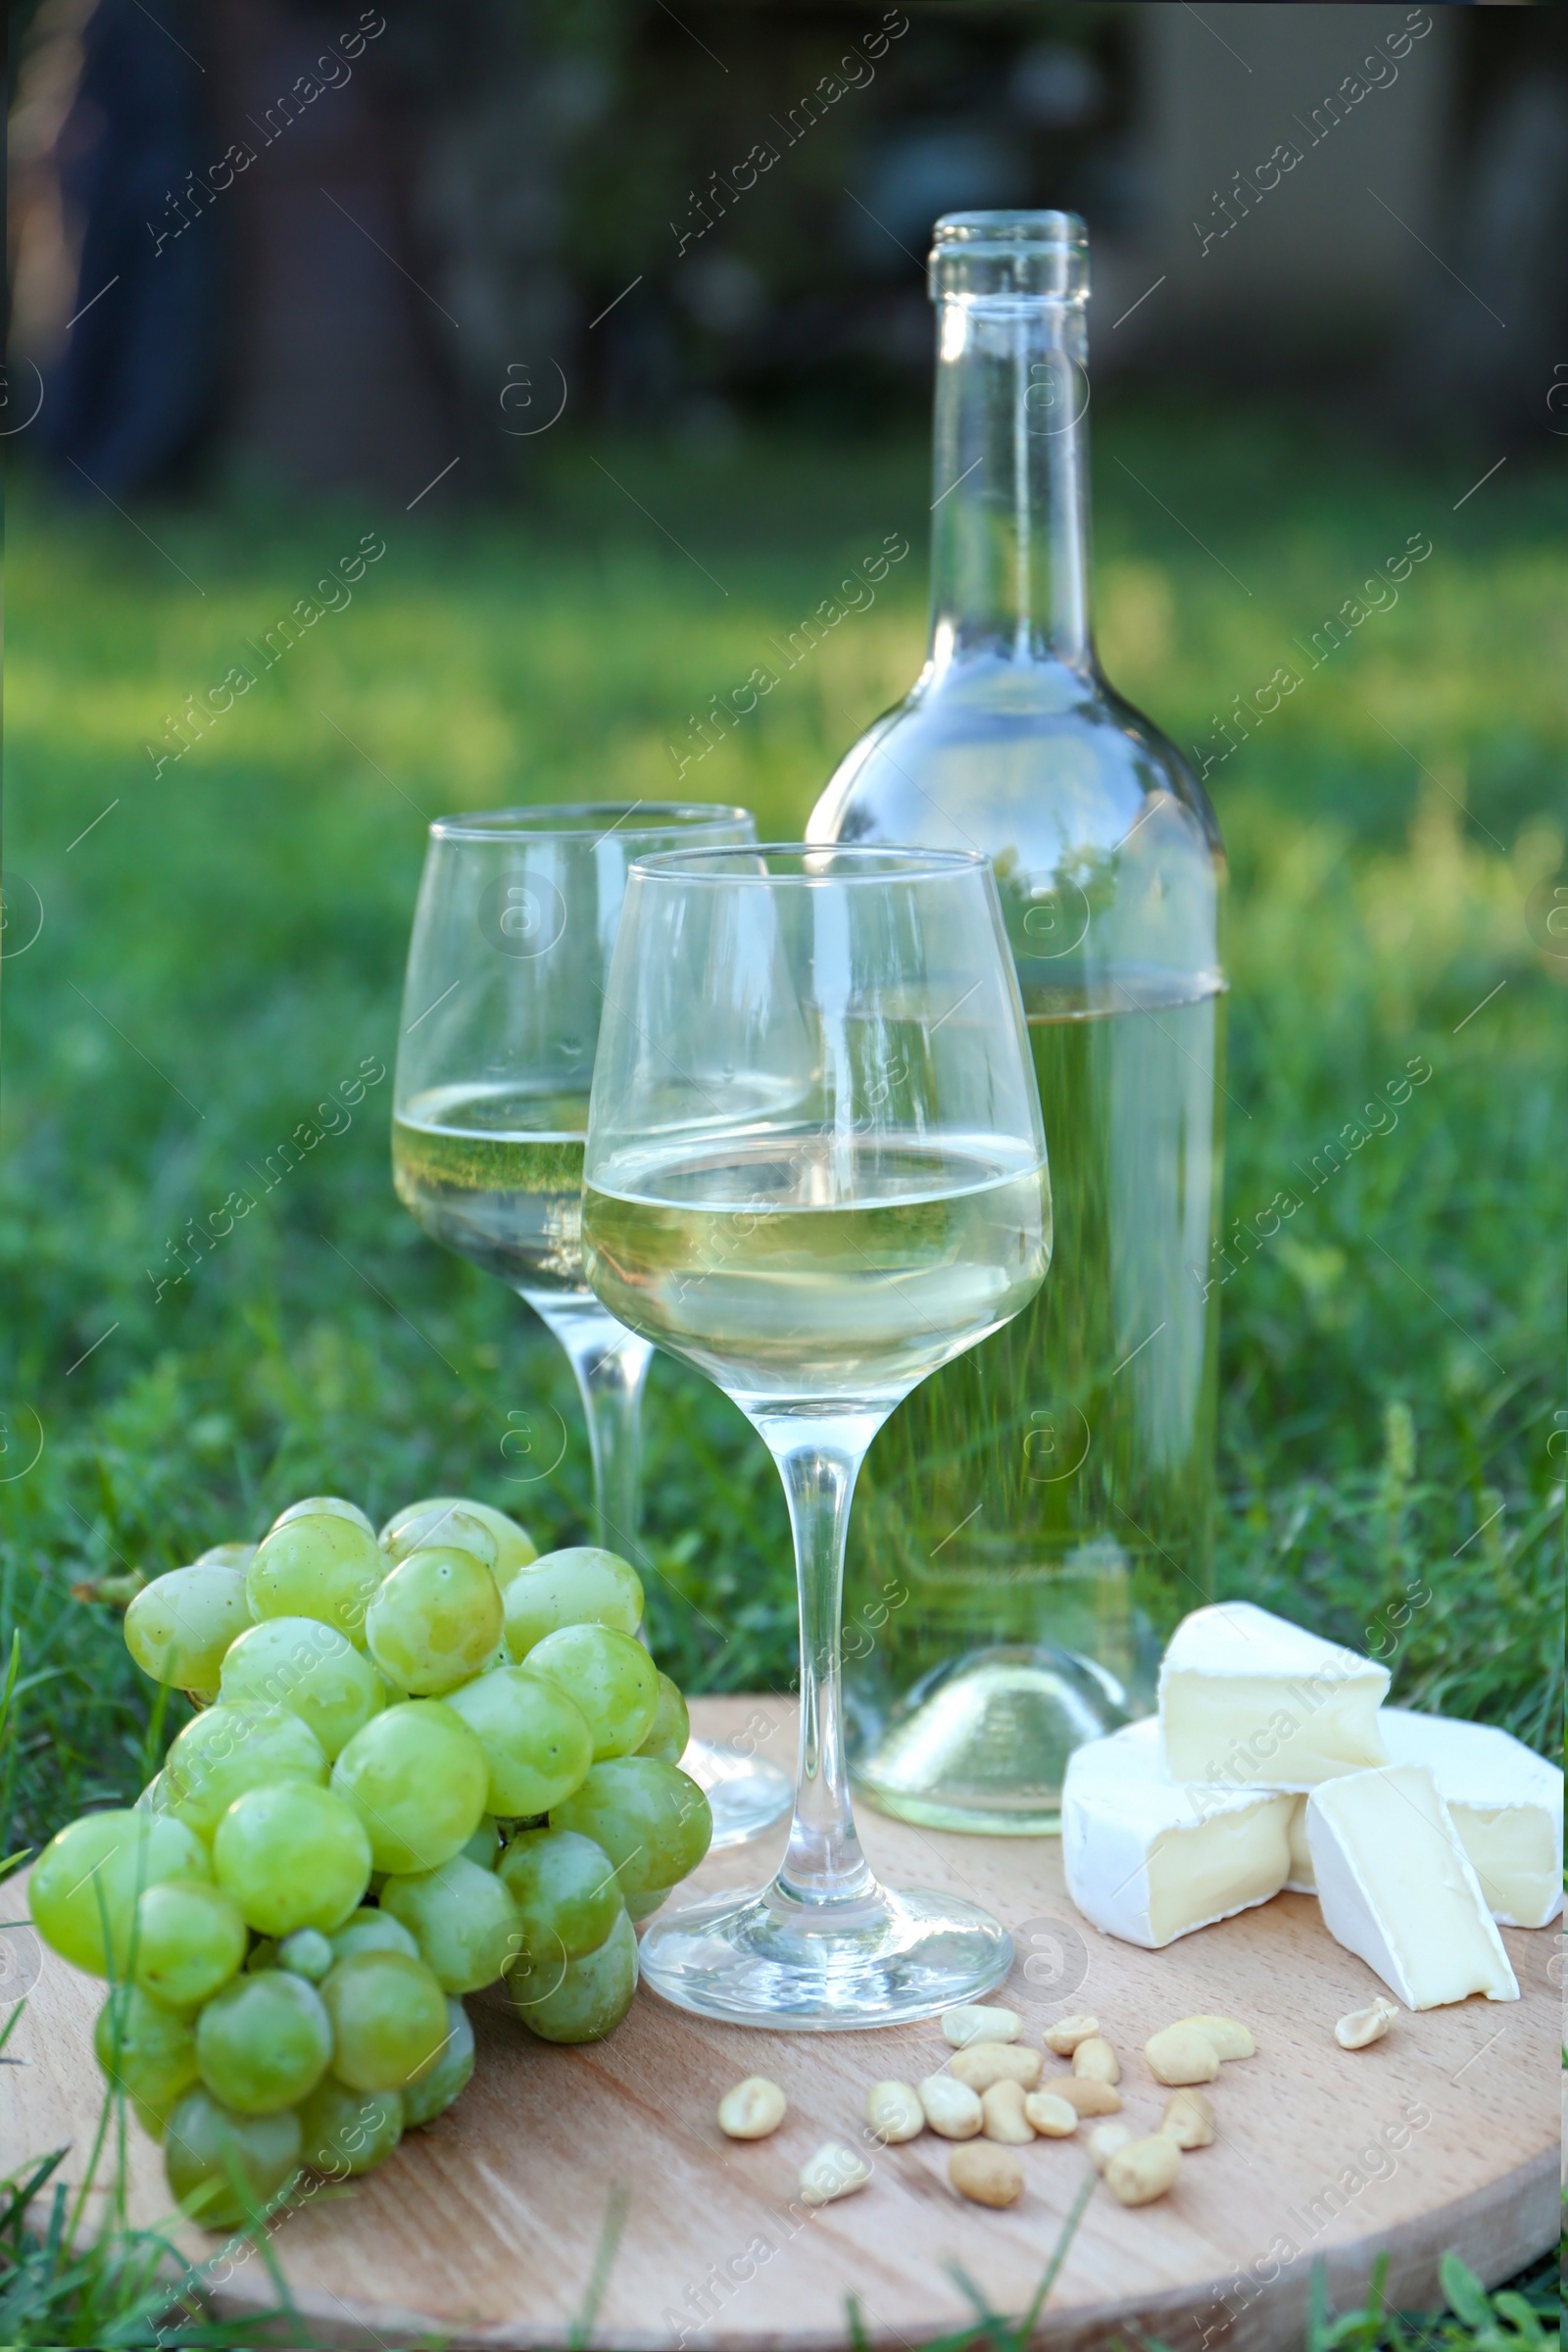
[[4, 1697, 1558, 2351]]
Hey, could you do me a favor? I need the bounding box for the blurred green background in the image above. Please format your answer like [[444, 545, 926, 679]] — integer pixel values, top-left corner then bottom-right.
[[4, 3, 1563, 2338], [3, 399, 1563, 1848]]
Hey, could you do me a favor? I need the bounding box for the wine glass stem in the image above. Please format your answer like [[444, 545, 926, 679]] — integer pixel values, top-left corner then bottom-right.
[[771, 1437, 875, 1908], [569, 1326, 653, 1554]]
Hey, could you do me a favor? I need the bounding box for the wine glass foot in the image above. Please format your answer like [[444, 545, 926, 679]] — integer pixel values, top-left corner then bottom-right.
[[638, 1879, 1012, 2029], [681, 1736, 793, 1849]]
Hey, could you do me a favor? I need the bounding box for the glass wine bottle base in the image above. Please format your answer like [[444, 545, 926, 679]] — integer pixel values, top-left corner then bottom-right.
[[637, 1879, 1012, 2029], [682, 1735, 793, 1849], [851, 1645, 1134, 1836]]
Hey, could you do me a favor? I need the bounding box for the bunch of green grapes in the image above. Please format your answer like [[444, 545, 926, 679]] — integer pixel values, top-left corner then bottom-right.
[[30, 1492, 711, 2230]]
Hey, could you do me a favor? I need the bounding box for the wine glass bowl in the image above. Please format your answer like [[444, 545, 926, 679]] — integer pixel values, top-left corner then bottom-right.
[[392, 803, 794, 1849], [582, 845, 1051, 2026]]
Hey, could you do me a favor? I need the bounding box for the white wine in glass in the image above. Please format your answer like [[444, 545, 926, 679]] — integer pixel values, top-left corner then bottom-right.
[[583, 844, 1052, 2026], [392, 804, 792, 1846]]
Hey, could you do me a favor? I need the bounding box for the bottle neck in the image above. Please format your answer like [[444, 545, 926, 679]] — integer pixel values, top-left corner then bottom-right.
[[927, 296, 1092, 673]]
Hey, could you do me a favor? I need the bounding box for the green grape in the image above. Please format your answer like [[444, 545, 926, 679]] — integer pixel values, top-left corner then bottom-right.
[[502, 1548, 643, 1661], [165, 1704, 327, 1840], [31, 1809, 210, 1978], [320, 1949, 448, 2092], [196, 1970, 332, 2114], [213, 1782, 371, 1936], [550, 1758, 711, 1909], [297, 2077, 403, 2176], [329, 1907, 419, 1964], [134, 1773, 170, 1815], [246, 1938, 278, 1973], [95, 1984, 200, 2116], [400, 1995, 474, 2128], [379, 1855, 519, 1993], [521, 1625, 658, 1760], [382, 1496, 537, 1590], [270, 1495, 374, 1536], [440, 1667, 593, 1817], [636, 1673, 690, 1765], [219, 1617, 384, 1760], [164, 2087, 301, 2228], [497, 1829, 623, 1967], [460, 1816, 501, 1868], [511, 1908, 637, 2044], [133, 1878, 247, 2009], [195, 1542, 257, 1570], [276, 1928, 334, 1982], [124, 1566, 253, 1700], [330, 1701, 488, 1874], [246, 1513, 384, 1648], [381, 1504, 497, 1575], [366, 1547, 503, 1695]]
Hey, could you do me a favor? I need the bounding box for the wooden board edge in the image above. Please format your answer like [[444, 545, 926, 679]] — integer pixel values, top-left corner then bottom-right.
[[167, 2143, 1558, 2352]]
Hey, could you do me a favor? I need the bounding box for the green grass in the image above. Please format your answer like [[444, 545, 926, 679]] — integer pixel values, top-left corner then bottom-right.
[[1, 399, 1562, 2345]]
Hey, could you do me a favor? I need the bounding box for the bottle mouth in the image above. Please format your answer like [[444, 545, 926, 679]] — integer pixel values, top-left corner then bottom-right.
[[929, 211, 1089, 304]]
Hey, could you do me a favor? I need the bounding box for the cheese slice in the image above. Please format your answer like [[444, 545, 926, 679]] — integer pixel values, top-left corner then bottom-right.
[[1159, 1600, 1389, 1789], [1284, 1795, 1315, 1893], [1379, 1708, 1563, 1929], [1062, 1718, 1295, 1948], [1306, 1764, 1519, 2008]]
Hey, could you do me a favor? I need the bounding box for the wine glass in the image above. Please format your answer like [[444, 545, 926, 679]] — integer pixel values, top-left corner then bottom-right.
[[581, 844, 1052, 2026], [392, 804, 793, 1847]]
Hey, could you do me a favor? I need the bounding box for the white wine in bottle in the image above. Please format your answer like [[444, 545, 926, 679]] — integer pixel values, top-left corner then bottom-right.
[[808, 213, 1227, 1833]]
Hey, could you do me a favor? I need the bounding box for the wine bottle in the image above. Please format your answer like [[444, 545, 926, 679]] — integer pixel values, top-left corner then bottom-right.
[[807, 212, 1227, 1833]]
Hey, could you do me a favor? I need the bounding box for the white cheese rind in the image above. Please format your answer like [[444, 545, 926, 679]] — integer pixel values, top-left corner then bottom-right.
[[1062, 1718, 1294, 1949], [1158, 1601, 1390, 1789], [1305, 1764, 1519, 2009], [1379, 1708, 1563, 1928]]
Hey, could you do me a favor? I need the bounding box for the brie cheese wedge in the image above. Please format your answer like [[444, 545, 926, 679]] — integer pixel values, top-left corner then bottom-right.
[[1062, 1718, 1295, 1948], [1159, 1600, 1389, 1788], [1284, 1794, 1315, 1894], [1306, 1764, 1519, 2008], [1379, 1708, 1563, 1929]]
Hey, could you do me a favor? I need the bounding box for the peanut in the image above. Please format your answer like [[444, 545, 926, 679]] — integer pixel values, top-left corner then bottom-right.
[[1087, 2121, 1132, 2173], [942, 2005, 1020, 2048], [1172, 2014, 1254, 2061], [1053, 2075, 1121, 2116], [1145, 2024, 1220, 2085], [918, 2075, 983, 2139], [1022, 2088, 1079, 2137], [980, 2080, 1035, 2145], [1104, 2132, 1181, 2207], [1043, 2012, 1100, 2056], [716, 2077, 787, 2140], [949, 2141, 1023, 2208], [1335, 1998, 1398, 2051], [865, 2080, 924, 2143], [951, 2043, 1042, 2092], [1161, 2089, 1215, 2149], [799, 2142, 871, 2206], [1071, 2035, 1120, 2084]]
